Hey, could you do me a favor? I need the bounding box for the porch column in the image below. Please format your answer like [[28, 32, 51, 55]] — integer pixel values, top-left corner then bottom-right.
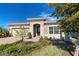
[[40, 23, 44, 38]]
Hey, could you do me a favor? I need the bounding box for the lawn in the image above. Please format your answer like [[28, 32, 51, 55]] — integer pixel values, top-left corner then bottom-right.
[[28, 44, 74, 56], [0, 39, 75, 56], [0, 39, 49, 56]]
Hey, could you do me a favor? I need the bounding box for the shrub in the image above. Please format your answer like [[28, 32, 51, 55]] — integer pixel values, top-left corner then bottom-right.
[[32, 43, 42, 49], [40, 39, 49, 46], [0, 38, 49, 55], [0, 44, 12, 51], [21, 46, 33, 52], [39, 36, 43, 42], [0, 45, 7, 51], [3, 46, 17, 54], [36, 37, 49, 48], [0, 27, 11, 38], [49, 37, 52, 40], [27, 32, 32, 39], [44, 36, 49, 40], [71, 38, 77, 45]]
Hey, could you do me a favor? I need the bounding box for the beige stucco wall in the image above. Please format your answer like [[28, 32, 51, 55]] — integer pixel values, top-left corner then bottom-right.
[[9, 19, 65, 39], [9, 26, 29, 37], [29, 21, 45, 37], [44, 24, 62, 39]]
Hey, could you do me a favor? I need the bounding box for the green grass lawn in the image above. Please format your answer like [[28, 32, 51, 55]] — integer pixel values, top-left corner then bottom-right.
[[0, 39, 75, 56], [28, 44, 73, 56]]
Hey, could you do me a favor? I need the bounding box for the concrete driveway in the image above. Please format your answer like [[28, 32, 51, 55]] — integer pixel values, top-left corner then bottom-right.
[[0, 36, 41, 45], [0, 37, 20, 45], [23, 36, 41, 43]]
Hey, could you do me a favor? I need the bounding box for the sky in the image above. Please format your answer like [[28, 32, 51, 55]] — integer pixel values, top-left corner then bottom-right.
[[0, 3, 55, 29]]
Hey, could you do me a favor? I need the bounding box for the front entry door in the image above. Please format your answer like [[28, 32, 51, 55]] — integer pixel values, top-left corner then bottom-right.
[[33, 24, 40, 37]]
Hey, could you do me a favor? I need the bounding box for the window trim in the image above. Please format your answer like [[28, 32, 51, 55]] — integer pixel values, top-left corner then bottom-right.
[[49, 26, 54, 34], [49, 26, 60, 34]]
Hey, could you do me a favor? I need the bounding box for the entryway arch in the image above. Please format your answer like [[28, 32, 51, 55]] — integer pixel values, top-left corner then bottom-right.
[[33, 24, 40, 37]]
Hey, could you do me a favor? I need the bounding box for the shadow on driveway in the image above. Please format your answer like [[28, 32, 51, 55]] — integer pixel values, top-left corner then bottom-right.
[[49, 39, 75, 56]]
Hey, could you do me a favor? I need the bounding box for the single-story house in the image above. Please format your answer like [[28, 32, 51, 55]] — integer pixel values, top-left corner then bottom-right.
[[8, 18, 65, 39]]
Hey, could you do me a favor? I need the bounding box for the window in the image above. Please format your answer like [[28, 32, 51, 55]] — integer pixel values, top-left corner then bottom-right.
[[49, 27, 53, 34], [53, 26, 59, 34], [49, 26, 60, 34]]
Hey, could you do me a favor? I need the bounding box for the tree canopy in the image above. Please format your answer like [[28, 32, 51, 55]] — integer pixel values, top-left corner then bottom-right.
[[0, 27, 11, 38], [49, 3, 79, 33], [49, 3, 79, 16]]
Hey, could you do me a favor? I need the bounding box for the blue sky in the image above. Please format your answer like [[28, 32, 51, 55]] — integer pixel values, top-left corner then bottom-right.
[[0, 3, 55, 29]]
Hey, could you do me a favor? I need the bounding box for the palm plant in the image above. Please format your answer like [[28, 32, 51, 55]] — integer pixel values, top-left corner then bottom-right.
[[0, 27, 11, 38]]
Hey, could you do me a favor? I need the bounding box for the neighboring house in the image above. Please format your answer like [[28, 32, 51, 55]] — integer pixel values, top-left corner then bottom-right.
[[8, 18, 65, 39]]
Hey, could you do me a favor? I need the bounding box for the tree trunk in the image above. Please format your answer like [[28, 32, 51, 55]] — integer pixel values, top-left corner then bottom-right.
[[74, 33, 79, 56], [21, 36, 23, 42], [64, 33, 71, 42], [60, 29, 64, 40], [60, 31, 62, 39]]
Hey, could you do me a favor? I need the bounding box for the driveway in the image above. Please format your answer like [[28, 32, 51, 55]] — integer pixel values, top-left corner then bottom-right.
[[0, 36, 41, 45], [0, 37, 20, 45], [23, 36, 41, 43]]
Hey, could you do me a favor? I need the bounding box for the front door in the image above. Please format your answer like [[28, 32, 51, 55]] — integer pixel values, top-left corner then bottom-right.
[[33, 24, 40, 37]]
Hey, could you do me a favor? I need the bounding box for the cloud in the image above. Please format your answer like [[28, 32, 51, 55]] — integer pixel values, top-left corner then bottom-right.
[[39, 12, 51, 18], [39, 12, 58, 20]]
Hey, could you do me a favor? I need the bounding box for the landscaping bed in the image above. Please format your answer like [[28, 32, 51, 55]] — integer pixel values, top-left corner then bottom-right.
[[28, 44, 75, 56], [0, 37, 49, 56], [0, 36, 75, 56]]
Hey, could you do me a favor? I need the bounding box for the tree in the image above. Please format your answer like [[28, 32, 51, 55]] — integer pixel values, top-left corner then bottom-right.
[[0, 27, 11, 38], [49, 3, 79, 16], [48, 3, 79, 56], [15, 26, 27, 42]]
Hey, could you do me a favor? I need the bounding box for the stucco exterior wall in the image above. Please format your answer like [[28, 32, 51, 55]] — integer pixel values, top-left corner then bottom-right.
[[8, 18, 65, 39], [9, 26, 29, 37], [44, 24, 61, 39], [29, 21, 45, 37]]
